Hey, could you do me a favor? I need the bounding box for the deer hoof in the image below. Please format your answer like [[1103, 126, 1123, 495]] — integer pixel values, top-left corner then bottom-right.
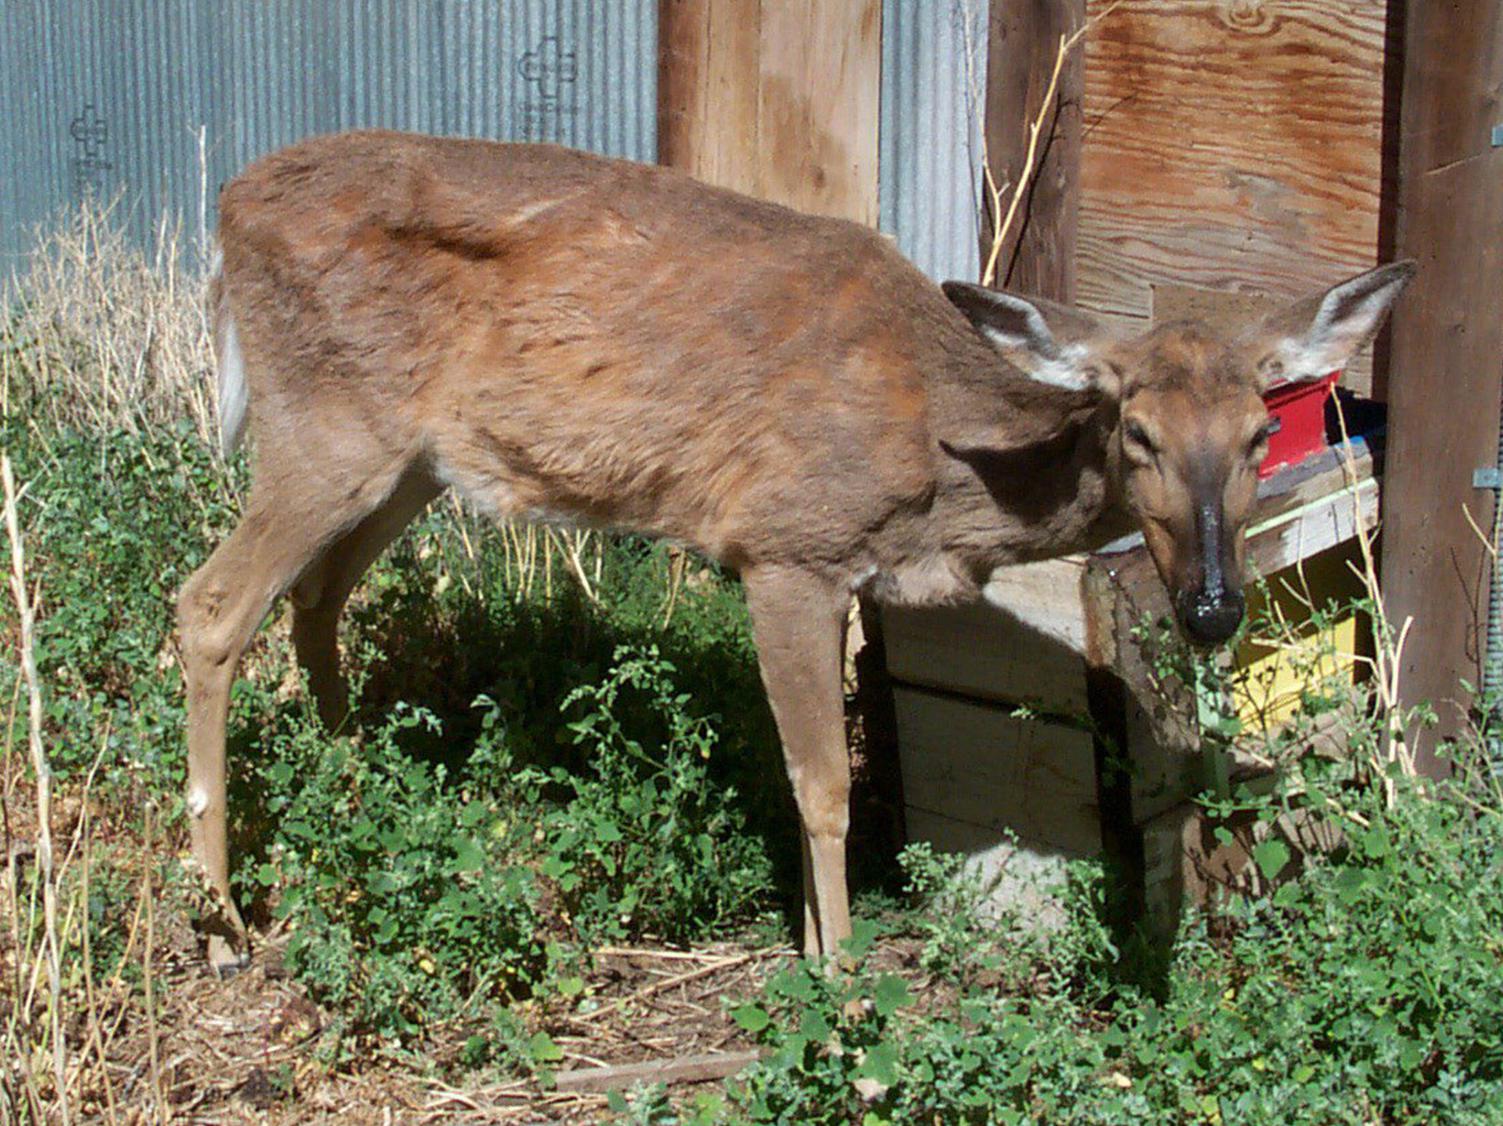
[[207, 934, 251, 979]]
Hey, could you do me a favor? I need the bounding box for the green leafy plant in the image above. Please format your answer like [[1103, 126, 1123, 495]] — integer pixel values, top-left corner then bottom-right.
[[242, 702, 559, 1040], [528, 645, 774, 946]]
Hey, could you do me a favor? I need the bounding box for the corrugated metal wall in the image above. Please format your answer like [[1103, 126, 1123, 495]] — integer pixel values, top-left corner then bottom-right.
[[0, 0, 657, 269], [2, 1, 985, 286], [879, 0, 987, 285]]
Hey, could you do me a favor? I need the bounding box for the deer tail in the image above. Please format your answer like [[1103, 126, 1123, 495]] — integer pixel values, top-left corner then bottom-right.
[[209, 253, 249, 458]]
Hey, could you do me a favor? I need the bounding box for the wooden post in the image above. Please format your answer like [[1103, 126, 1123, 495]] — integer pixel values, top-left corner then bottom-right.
[[983, 0, 1084, 301], [657, 0, 764, 195], [655, 0, 879, 223], [1382, 1, 1503, 767]]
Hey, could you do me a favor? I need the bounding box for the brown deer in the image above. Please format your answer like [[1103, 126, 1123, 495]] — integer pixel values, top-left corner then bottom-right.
[[178, 130, 1413, 975]]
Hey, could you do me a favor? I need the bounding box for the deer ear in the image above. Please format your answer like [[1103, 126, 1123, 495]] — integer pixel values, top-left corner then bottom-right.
[[943, 282, 1120, 396], [1249, 261, 1416, 387]]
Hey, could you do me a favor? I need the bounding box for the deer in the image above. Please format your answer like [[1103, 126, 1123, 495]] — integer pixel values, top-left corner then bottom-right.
[[178, 129, 1414, 976]]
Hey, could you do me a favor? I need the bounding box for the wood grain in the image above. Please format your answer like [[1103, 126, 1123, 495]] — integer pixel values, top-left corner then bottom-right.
[[756, 0, 881, 222], [702, 0, 764, 194], [1384, 0, 1503, 756], [1077, 0, 1389, 392], [657, 0, 762, 193], [1393, 0, 1503, 176], [893, 685, 1101, 854], [656, 0, 707, 170], [985, 0, 1085, 301], [883, 558, 1089, 713], [656, 0, 880, 222]]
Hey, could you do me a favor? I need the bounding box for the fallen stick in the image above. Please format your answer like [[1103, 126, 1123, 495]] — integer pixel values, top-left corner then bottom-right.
[[575, 946, 785, 1024], [553, 1049, 763, 1095], [593, 944, 722, 962]]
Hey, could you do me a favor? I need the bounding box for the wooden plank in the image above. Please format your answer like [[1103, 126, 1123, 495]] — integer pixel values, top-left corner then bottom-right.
[[701, 0, 764, 194], [1077, 0, 1388, 392], [1246, 477, 1377, 578], [1385, 153, 1503, 741], [981, 557, 1089, 651], [883, 558, 1088, 712], [884, 599, 1089, 713], [894, 686, 1100, 854], [657, 0, 881, 219], [1141, 798, 1344, 935], [903, 805, 1075, 928], [1383, 0, 1503, 758], [1393, 0, 1503, 176], [657, 0, 762, 193], [656, 0, 708, 170], [984, 0, 1085, 301], [755, 0, 881, 222]]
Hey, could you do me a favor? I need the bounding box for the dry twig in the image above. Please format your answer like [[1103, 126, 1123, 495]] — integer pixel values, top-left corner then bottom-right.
[[1330, 392, 1417, 795], [979, 0, 1126, 288], [3, 453, 70, 1124]]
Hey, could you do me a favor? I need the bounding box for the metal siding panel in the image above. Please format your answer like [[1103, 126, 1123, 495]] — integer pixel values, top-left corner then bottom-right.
[[879, 0, 986, 284], [2, 0, 655, 270]]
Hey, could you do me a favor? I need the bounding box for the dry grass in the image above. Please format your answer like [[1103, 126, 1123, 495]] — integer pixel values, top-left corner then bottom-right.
[[1, 199, 220, 450]]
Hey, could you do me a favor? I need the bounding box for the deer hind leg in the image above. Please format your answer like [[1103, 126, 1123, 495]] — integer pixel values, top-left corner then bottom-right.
[[177, 456, 411, 976], [743, 566, 852, 958], [289, 469, 443, 729]]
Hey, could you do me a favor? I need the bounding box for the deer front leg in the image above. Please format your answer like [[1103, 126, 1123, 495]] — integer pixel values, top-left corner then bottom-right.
[[743, 566, 852, 957], [177, 458, 408, 976]]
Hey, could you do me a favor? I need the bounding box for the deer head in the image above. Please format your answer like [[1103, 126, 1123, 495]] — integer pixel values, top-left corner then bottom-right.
[[944, 261, 1415, 645]]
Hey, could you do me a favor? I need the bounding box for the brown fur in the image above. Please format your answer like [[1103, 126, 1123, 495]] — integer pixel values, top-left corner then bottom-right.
[[177, 131, 1412, 971]]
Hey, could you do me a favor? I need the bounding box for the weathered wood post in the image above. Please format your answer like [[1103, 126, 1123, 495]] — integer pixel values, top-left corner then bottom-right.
[[1382, 0, 1503, 769]]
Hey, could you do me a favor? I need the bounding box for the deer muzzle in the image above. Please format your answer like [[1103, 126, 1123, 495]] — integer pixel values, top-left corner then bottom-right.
[[1174, 499, 1246, 645]]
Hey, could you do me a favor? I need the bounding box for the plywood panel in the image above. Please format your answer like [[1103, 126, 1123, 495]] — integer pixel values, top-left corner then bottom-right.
[[1077, 0, 1388, 391], [894, 686, 1100, 854]]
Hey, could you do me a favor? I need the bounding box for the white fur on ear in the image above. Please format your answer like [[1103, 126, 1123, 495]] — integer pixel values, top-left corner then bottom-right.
[[1267, 261, 1416, 385], [991, 337, 1093, 391], [942, 281, 1101, 392]]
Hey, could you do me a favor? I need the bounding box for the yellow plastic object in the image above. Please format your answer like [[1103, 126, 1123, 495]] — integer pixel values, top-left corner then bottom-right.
[[1233, 542, 1367, 731]]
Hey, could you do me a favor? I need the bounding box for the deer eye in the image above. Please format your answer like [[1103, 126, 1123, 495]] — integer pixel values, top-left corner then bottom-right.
[[1122, 419, 1157, 457], [1247, 419, 1279, 458]]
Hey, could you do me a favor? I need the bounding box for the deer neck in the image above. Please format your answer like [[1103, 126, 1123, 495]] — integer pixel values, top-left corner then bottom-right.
[[872, 360, 1131, 606], [947, 394, 1126, 550]]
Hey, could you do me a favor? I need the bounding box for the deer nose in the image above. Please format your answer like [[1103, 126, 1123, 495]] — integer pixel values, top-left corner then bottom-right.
[[1176, 588, 1245, 646]]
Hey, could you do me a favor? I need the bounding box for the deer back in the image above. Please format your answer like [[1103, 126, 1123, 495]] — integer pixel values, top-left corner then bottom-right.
[[217, 131, 974, 577]]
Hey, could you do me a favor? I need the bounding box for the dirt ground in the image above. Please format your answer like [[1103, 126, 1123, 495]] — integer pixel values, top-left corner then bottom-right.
[[57, 920, 802, 1124]]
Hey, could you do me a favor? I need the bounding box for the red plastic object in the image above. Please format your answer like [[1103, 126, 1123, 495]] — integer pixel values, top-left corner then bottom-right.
[[1258, 371, 1339, 479]]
